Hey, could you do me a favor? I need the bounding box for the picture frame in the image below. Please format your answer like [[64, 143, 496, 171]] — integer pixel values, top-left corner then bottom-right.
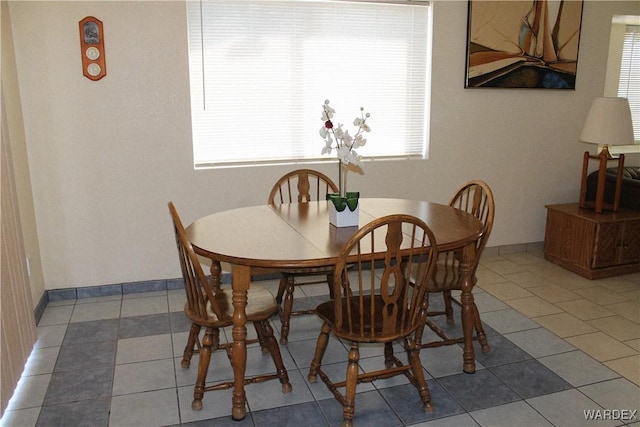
[[465, 0, 584, 89]]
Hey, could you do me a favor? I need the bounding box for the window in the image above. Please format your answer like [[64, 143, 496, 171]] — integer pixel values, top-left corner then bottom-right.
[[617, 24, 640, 142], [187, 0, 432, 168]]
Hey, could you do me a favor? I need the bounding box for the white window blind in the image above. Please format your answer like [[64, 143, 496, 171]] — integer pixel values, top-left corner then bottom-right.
[[187, 0, 431, 168], [617, 25, 640, 142]]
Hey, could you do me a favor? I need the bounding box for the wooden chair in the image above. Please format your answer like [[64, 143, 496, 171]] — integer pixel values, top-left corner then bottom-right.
[[267, 169, 339, 344], [168, 202, 292, 411], [419, 180, 495, 352], [308, 214, 439, 427]]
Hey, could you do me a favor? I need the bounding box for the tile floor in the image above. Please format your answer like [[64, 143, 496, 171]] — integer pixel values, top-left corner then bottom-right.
[[2, 245, 640, 426]]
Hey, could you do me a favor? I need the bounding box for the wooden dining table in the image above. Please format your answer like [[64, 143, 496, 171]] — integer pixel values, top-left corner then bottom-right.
[[186, 198, 483, 420]]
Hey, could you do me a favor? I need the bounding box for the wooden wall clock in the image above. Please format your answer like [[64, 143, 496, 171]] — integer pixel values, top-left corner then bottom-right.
[[79, 16, 107, 81]]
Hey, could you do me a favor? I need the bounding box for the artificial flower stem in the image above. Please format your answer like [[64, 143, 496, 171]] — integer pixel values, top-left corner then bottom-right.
[[338, 161, 345, 198]]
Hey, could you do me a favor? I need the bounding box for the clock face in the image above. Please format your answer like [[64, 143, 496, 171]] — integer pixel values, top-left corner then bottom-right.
[[86, 47, 100, 60], [83, 21, 100, 44], [87, 63, 102, 77]]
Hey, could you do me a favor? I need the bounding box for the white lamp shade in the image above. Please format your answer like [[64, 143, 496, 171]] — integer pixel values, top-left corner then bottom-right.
[[579, 97, 635, 146]]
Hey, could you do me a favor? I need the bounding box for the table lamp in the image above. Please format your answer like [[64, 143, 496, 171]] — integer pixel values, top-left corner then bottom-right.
[[578, 97, 634, 213]]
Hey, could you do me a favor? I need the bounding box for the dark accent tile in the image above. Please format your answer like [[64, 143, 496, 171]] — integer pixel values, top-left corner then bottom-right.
[[482, 323, 501, 338], [436, 369, 521, 412], [424, 300, 500, 342], [489, 359, 573, 399], [472, 334, 532, 368], [170, 311, 192, 333], [380, 381, 465, 425], [174, 413, 255, 427], [318, 391, 403, 427], [43, 365, 113, 406], [253, 401, 328, 427], [63, 319, 119, 345], [167, 277, 184, 290], [122, 279, 166, 294], [221, 272, 232, 285], [118, 313, 171, 339], [48, 288, 77, 301], [37, 397, 110, 427], [55, 340, 116, 372], [77, 284, 122, 299]]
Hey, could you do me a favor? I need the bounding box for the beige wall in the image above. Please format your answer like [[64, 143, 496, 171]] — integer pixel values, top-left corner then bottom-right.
[[6, 1, 640, 294]]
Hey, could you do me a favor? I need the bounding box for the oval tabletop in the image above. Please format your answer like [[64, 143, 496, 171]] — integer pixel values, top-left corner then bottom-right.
[[186, 198, 483, 270]]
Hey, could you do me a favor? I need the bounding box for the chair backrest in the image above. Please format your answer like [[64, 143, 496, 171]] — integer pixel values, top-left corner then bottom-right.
[[268, 169, 339, 205], [168, 202, 225, 323], [332, 214, 438, 340], [448, 179, 495, 268]]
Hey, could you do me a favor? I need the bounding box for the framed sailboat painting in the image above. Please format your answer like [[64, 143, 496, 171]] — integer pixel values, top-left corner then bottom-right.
[[465, 0, 584, 89]]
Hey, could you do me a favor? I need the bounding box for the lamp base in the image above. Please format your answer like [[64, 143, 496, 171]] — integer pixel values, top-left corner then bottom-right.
[[578, 146, 625, 213]]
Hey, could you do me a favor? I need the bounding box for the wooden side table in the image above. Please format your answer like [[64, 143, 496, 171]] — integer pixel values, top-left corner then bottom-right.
[[544, 203, 640, 279]]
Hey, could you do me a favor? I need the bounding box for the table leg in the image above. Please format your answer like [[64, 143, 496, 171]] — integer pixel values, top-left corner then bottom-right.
[[459, 244, 477, 374], [231, 264, 250, 421]]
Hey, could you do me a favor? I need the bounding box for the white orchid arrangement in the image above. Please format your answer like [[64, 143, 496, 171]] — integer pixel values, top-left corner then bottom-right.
[[320, 99, 371, 168], [320, 100, 371, 202]]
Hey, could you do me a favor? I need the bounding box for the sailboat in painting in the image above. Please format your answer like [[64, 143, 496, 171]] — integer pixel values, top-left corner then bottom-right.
[[466, 0, 583, 88]]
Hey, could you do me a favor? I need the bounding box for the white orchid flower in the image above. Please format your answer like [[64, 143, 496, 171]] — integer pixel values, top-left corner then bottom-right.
[[354, 116, 371, 132], [336, 145, 351, 163], [352, 134, 366, 149], [341, 129, 353, 146], [321, 101, 335, 121], [347, 150, 362, 167], [321, 138, 334, 155], [321, 110, 333, 121]]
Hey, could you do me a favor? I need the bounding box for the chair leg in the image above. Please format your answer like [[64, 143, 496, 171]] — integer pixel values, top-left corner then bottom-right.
[[472, 303, 490, 353], [342, 342, 360, 427], [253, 319, 270, 355], [406, 337, 433, 413], [193, 327, 216, 410], [182, 323, 201, 368], [443, 290, 455, 324], [254, 320, 292, 393], [326, 273, 335, 299], [279, 276, 295, 344], [275, 275, 288, 305], [384, 342, 395, 368], [308, 322, 331, 383]]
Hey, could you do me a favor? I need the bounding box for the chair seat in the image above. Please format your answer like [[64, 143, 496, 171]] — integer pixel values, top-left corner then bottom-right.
[[185, 285, 278, 326], [316, 296, 414, 343]]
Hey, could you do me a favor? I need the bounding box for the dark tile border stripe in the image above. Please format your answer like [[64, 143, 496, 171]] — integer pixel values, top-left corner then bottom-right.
[[35, 269, 285, 321]]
